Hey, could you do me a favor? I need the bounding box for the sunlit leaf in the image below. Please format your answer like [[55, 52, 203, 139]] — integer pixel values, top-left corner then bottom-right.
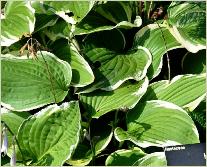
[[1, 1, 35, 46], [80, 78, 148, 118], [142, 74, 206, 111], [77, 46, 152, 93], [115, 100, 199, 147], [167, 2, 206, 53], [17, 101, 81, 166], [1, 51, 71, 111]]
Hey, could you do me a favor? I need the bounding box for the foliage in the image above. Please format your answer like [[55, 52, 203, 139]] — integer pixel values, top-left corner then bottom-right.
[[1, 1, 206, 166]]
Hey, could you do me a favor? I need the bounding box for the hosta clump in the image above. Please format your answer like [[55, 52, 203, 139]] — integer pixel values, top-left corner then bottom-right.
[[1, 1, 206, 166]]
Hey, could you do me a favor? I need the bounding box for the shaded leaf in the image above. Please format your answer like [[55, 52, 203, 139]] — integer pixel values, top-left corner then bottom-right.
[[182, 50, 206, 74]]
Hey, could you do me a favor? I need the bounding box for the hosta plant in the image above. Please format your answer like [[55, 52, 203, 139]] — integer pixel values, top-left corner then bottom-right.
[[1, 1, 206, 166]]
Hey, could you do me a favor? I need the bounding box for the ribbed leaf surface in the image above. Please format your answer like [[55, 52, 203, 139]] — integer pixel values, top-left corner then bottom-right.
[[2, 51, 71, 111], [17, 102, 81, 166]]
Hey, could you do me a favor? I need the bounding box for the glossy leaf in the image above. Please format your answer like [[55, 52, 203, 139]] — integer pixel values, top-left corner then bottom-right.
[[105, 147, 146, 166], [77, 46, 152, 93], [1, 1, 35, 46], [1, 51, 72, 111], [80, 78, 149, 118], [52, 40, 94, 87], [142, 74, 206, 111], [115, 100, 199, 148], [133, 24, 182, 79], [17, 101, 81, 166], [167, 2, 206, 53]]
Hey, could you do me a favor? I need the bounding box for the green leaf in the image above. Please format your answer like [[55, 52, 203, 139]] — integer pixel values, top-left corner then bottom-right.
[[138, 152, 167, 166], [80, 78, 149, 118], [133, 24, 182, 79], [84, 29, 126, 52], [189, 100, 206, 128], [1, 51, 71, 111], [52, 39, 94, 87], [77, 46, 152, 93], [1, 1, 35, 46], [17, 101, 81, 166], [44, 20, 71, 41], [105, 147, 146, 166], [141, 74, 206, 111], [67, 122, 113, 166], [1, 109, 31, 160], [43, 1, 94, 23], [182, 50, 206, 74], [114, 100, 199, 148], [34, 14, 59, 33], [95, 1, 132, 24], [74, 13, 138, 35], [167, 2, 206, 53]]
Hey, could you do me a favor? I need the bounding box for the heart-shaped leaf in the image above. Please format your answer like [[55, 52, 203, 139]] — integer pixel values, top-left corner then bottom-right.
[[167, 2, 206, 53], [1, 1, 35, 46], [1, 51, 72, 111], [133, 24, 182, 79], [78, 46, 152, 93], [115, 100, 199, 148], [142, 74, 206, 111], [105, 147, 146, 166], [80, 78, 149, 118], [17, 101, 81, 166]]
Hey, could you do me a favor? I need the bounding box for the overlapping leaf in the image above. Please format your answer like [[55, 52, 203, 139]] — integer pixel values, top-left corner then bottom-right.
[[78, 46, 152, 93], [80, 78, 149, 118], [67, 122, 113, 166], [52, 39, 94, 87], [17, 101, 81, 166], [115, 100, 199, 148], [1, 51, 71, 111], [142, 74, 206, 111], [167, 2, 206, 53], [133, 24, 182, 79], [1, 1, 35, 46]]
